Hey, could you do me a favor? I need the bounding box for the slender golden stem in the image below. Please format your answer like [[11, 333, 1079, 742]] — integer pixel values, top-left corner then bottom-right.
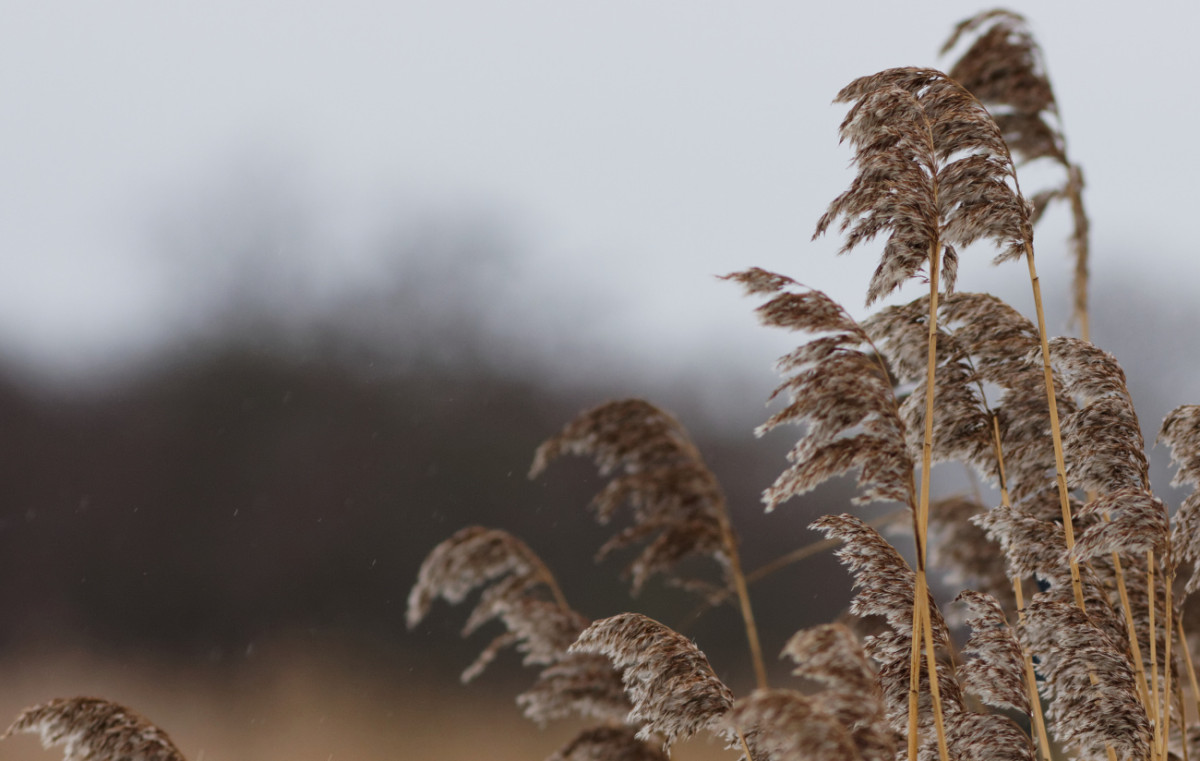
[[1149, 549, 1163, 758], [736, 726, 755, 761], [908, 591, 925, 761], [1109, 549, 1152, 709], [1024, 249, 1086, 610], [1179, 618, 1200, 722], [1178, 679, 1190, 761], [716, 508, 768, 690], [920, 590, 950, 761], [1160, 561, 1175, 761], [908, 235, 948, 761], [1012, 578, 1053, 761]]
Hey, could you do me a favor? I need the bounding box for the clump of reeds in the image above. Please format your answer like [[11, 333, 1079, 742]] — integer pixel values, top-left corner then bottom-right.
[[10, 9, 1197, 761], [402, 9, 1200, 761]]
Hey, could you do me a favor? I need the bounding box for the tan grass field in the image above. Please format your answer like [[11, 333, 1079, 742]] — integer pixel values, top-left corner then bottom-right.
[[0, 642, 727, 761]]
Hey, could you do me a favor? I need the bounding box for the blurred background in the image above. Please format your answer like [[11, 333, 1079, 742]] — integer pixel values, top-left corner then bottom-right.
[[2, 2, 1200, 759]]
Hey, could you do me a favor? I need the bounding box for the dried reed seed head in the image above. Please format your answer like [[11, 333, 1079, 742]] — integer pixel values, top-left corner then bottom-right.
[[873, 652, 965, 738], [4, 697, 186, 761], [943, 712, 1036, 761], [406, 526, 549, 630], [927, 496, 1015, 612], [971, 502, 1066, 580], [1160, 404, 1200, 487], [405, 526, 587, 683], [518, 652, 631, 726], [782, 622, 875, 693], [546, 726, 668, 761], [1072, 488, 1168, 560], [462, 597, 591, 683], [1061, 396, 1149, 493], [782, 623, 889, 752], [724, 689, 863, 761], [1020, 600, 1149, 760], [722, 269, 865, 336], [724, 267, 912, 508], [817, 68, 1031, 306], [1160, 405, 1200, 591], [954, 590, 1030, 714], [569, 613, 733, 749], [530, 399, 703, 479], [1038, 561, 1131, 659], [1048, 337, 1149, 492], [1047, 336, 1130, 402], [727, 271, 914, 511], [530, 398, 733, 595], [809, 515, 949, 649], [941, 10, 1062, 160]]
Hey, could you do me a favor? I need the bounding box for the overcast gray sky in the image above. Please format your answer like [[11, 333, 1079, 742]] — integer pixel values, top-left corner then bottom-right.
[[3, 1, 1198, 394]]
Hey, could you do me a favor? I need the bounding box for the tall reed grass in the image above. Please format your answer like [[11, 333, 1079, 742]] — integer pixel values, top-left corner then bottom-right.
[[6, 9, 1195, 761], [407, 10, 1200, 761]]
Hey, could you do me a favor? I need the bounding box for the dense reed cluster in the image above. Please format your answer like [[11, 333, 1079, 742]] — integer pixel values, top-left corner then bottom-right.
[[6, 9, 1196, 761], [405, 9, 1200, 761]]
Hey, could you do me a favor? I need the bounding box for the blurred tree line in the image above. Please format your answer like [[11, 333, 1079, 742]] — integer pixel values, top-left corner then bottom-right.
[[0, 167, 848, 691]]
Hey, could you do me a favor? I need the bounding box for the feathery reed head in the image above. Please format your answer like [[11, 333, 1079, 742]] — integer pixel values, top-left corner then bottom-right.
[[810, 514, 947, 651], [943, 9, 1092, 333], [406, 525, 584, 682], [942, 10, 1061, 164], [724, 689, 863, 761], [3, 697, 186, 761], [546, 726, 668, 761], [816, 67, 1031, 305], [954, 590, 1029, 714], [530, 398, 731, 595], [569, 613, 733, 749], [725, 269, 913, 510], [1160, 405, 1200, 592], [1020, 599, 1150, 760]]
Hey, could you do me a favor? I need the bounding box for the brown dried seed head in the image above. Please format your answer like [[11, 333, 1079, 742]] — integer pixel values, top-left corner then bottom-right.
[[725, 689, 863, 761], [4, 697, 186, 761], [817, 67, 1031, 306], [531, 399, 732, 595], [954, 590, 1030, 714], [727, 271, 914, 511], [545, 726, 668, 761], [569, 613, 733, 750]]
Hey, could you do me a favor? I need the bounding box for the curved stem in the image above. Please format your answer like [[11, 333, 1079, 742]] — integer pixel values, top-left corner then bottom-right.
[[713, 495, 768, 689]]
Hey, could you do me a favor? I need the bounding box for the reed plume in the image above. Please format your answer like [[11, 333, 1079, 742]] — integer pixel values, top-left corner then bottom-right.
[[723, 269, 912, 510], [406, 525, 583, 682], [942, 9, 1091, 338], [724, 689, 863, 761], [545, 727, 668, 761], [569, 613, 734, 750], [782, 623, 895, 761], [1160, 405, 1200, 593], [1020, 600, 1150, 760], [530, 398, 769, 687], [3, 697, 186, 761], [955, 590, 1029, 714]]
